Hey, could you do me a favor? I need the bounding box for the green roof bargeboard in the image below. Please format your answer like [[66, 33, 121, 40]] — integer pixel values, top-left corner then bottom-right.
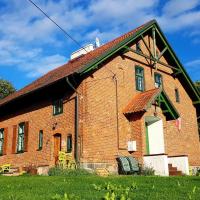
[[77, 20, 200, 108]]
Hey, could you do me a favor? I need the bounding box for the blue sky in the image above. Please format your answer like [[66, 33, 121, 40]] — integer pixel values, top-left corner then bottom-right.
[[0, 0, 200, 90]]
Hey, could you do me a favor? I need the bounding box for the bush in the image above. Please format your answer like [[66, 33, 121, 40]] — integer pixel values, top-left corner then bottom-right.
[[139, 166, 155, 176], [48, 166, 92, 176]]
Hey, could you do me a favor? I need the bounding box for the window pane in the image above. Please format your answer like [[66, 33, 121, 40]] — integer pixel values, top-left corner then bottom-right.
[[0, 140, 3, 155], [67, 135, 72, 153], [53, 99, 63, 115], [155, 73, 162, 88], [39, 130, 43, 149], [18, 123, 25, 152], [135, 66, 144, 91]]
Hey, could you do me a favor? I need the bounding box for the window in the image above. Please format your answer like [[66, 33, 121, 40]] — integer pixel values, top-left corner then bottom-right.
[[0, 129, 4, 155], [67, 134, 72, 153], [38, 130, 43, 150], [135, 66, 145, 91], [17, 123, 25, 153], [175, 88, 180, 103], [53, 99, 63, 115], [136, 42, 141, 53], [154, 73, 162, 88]]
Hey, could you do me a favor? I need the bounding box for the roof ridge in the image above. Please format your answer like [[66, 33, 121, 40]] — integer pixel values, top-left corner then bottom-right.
[[0, 20, 154, 107]]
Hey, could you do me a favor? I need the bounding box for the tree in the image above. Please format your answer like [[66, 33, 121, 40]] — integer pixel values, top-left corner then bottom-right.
[[0, 79, 16, 99]]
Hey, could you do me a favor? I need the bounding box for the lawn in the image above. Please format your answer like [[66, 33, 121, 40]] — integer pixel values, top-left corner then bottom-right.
[[0, 175, 200, 200]]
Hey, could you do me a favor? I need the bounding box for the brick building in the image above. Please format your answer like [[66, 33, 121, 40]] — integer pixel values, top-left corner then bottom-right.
[[0, 20, 200, 175]]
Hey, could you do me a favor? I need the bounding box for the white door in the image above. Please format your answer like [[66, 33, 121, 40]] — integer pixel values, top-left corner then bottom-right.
[[147, 119, 165, 154]]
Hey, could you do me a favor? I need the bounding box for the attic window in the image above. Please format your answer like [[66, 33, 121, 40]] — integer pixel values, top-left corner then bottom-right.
[[136, 42, 141, 53]]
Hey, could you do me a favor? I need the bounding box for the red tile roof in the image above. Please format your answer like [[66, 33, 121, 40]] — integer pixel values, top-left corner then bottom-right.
[[0, 20, 153, 107], [123, 88, 161, 114]]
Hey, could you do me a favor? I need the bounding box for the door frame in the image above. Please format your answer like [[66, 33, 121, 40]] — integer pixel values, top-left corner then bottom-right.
[[53, 133, 62, 164]]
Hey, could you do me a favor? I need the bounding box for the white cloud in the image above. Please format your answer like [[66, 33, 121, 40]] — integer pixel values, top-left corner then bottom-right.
[[185, 59, 200, 80], [24, 54, 67, 78], [162, 0, 200, 17], [186, 59, 200, 67], [0, 0, 200, 81]]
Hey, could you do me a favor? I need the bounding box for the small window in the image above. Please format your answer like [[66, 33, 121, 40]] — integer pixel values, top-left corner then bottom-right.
[[0, 129, 4, 156], [38, 130, 43, 150], [175, 88, 180, 103], [67, 135, 72, 153], [154, 73, 162, 88], [17, 123, 25, 153], [136, 42, 141, 53], [53, 99, 63, 115], [135, 66, 145, 91]]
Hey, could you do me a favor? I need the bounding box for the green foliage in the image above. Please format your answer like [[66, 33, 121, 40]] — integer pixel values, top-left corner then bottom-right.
[[139, 166, 155, 176], [93, 182, 137, 200], [51, 193, 80, 200], [48, 166, 91, 176], [0, 176, 200, 199], [0, 79, 16, 99]]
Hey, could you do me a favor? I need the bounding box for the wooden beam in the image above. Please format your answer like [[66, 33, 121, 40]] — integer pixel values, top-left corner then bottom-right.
[[152, 28, 157, 69], [123, 46, 155, 61], [193, 101, 200, 105], [162, 110, 169, 113], [141, 35, 154, 58], [172, 71, 182, 76], [157, 47, 168, 61], [123, 46, 180, 71]]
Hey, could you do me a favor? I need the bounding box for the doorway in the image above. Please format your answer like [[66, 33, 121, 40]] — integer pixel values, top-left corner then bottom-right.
[[54, 133, 61, 165], [145, 117, 165, 155]]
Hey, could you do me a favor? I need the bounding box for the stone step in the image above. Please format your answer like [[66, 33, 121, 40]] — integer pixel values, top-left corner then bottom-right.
[[168, 163, 183, 176], [169, 170, 182, 176], [168, 166, 177, 171]]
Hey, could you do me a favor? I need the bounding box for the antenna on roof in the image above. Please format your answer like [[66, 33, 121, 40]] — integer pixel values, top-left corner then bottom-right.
[[95, 37, 101, 48]]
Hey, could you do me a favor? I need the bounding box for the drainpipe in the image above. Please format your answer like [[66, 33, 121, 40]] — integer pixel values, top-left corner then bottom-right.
[[113, 75, 126, 151], [66, 76, 79, 165]]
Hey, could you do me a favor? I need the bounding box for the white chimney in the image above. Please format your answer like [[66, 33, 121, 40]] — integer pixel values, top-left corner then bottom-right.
[[70, 44, 94, 60]]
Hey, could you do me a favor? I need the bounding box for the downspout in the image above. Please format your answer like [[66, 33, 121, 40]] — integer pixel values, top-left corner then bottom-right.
[[66, 76, 79, 165], [113, 75, 126, 150]]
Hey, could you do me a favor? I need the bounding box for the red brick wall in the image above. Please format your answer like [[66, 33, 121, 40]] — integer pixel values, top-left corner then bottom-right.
[[0, 95, 76, 168], [0, 33, 199, 172], [79, 34, 200, 169]]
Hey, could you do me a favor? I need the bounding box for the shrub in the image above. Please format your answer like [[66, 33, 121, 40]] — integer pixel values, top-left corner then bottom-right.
[[139, 166, 155, 176], [48, 166, 92, 176]]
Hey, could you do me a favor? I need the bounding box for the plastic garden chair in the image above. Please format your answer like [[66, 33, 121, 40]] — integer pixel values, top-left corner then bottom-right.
[[126, 156, 139, 173], [116, 156, 131, 174]]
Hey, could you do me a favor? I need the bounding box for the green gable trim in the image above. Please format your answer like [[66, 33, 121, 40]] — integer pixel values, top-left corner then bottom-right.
[[156, 91, 180, 120], [77, 19, 200, 106], [78, 20, 156, 75], [154, 24, 200, 102]]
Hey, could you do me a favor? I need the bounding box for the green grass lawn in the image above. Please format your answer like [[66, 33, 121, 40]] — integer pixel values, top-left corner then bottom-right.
[[0, 175, 200, 200]]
